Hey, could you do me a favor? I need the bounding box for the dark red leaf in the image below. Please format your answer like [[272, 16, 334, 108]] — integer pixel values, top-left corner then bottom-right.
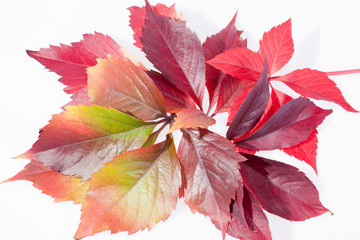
[[240, 154, 329, 221], [213, 75, 255, 116], [178, 128, 245, 238], [141, 2, 205, 108], [227, 61, 269, 140], [259, 19, 294, 76], [236, 97, 332, 150], [227, 186, 272, 240], [207, 48, 263, 80], [275, 68, 358, 112], [203, 13, 247, 106], [128, 3, 185, 50], [146, 70, 196, 112]]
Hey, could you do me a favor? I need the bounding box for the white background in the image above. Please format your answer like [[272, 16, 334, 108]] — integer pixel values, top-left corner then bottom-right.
[[1, 0, 360, 239]]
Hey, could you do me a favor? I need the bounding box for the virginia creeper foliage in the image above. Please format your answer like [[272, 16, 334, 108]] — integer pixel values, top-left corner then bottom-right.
[[7, 1, 359, 240]]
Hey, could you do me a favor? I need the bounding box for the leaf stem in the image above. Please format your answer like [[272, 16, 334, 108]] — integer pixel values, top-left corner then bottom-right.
[[269, 68, 360, 80]]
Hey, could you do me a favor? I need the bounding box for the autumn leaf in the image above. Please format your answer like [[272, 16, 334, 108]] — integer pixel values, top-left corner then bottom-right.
[[27, 32, 138, 106], [203, 12, 247, 107], [17, 105, 156, 180], [178, 128, 245, 238], [240, 154, 329, 220], [5, 160, 89, 204], [128, 2, 184, 49], [207, 48, 263, 81], [275, 68, 358, 112], [168, 108, 216, 133], [259, 18, 294, 76], [140, 1, 206, 108], [75, 136, 181, 239], [227, 186, 272, 240], [227, 61, 269, 140], [236, 97, 332, 150], [87, 56, 167, 121], [147, 70, 197, 112]]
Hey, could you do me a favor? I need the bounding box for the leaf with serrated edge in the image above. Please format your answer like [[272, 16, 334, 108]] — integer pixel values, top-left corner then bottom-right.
[[240, 154, 329, 221], [237, 97, 332, 150], [17, 105, 155, 180], [168, 108, 216, 133], [5, 160, 89, 204], [260, 18, 294, 76], [275, 68, 358, 112], [207, 48, 263, 81], [75, 137, 181, 239], [227, 61, 269, 140], [87, 56, 167, 121], [141, 1, 205, 108], [178, 128, 245, 238]]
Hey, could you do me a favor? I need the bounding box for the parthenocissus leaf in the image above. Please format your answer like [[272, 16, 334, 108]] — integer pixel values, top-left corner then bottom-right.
[[87, 56, 167, 121], [17, 105, 155, 180], [5, 160, 89, 204], [178, 128, 245, 238], [75, 136, 181, 239], [240, 154, 329, 221], [141, 1, 205, 108]]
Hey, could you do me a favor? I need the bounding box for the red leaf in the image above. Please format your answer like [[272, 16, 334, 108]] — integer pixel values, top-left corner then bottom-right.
[[168, 108, 216, 133], [213, 75, 255, 116], [207, 48, 264, 80], [141, 2, 205, 108], [203, 13, 247, 105], [227, 186, 272, 240], [240, 154, 329, 221], [178, 128, 245, 238], [17, 105, 156, 180], [227, 61, 269, 140], [27, 32, 133, 96], [87, 56, 167, 121], [146, 70, 196, 112], [237, 97, 332, 150], [6, 160, 89, 204], [283, 129, 319, 173], [260, 19, 294, 76], [275, 68, 358, 112], [128, 3, 184, 50]]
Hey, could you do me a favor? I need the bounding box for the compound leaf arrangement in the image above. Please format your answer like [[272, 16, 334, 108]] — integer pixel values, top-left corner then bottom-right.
[[7, 1, 360, 239]]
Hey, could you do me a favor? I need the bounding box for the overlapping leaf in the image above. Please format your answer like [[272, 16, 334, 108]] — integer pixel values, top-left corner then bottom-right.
[[275, 68, 358, 112], [141, 1, 206, 107], [168, 108, 215, 133], [75, 137, 181, 239], [178, 128, 245, 237], [240, 154, 329, 220], [129, 3, 184, 49], [17, 105, 155, 180], [147, 70, 197, 112], [227, 186, 272, 240], [87, 56, 167, 121], [236, 97, 332, 150], [5, 160, 89, 204], [227, 61, 269, 140], [259, 18, 294, 76], [203, 13, 247, 107]]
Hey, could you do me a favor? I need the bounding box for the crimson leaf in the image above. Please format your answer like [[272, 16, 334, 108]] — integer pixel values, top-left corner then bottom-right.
[[236, 97, 332, 150], [178, 128, 245, 238], [141, 1, 205, 108], [240, 154, 329, 220], [227, 60, 269, 140]]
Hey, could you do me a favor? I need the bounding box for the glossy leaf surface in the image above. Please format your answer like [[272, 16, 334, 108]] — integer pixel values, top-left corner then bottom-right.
[[75, 137, 181, 239], [18, 105, 155, 180], [240, 154, 329, 220]]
